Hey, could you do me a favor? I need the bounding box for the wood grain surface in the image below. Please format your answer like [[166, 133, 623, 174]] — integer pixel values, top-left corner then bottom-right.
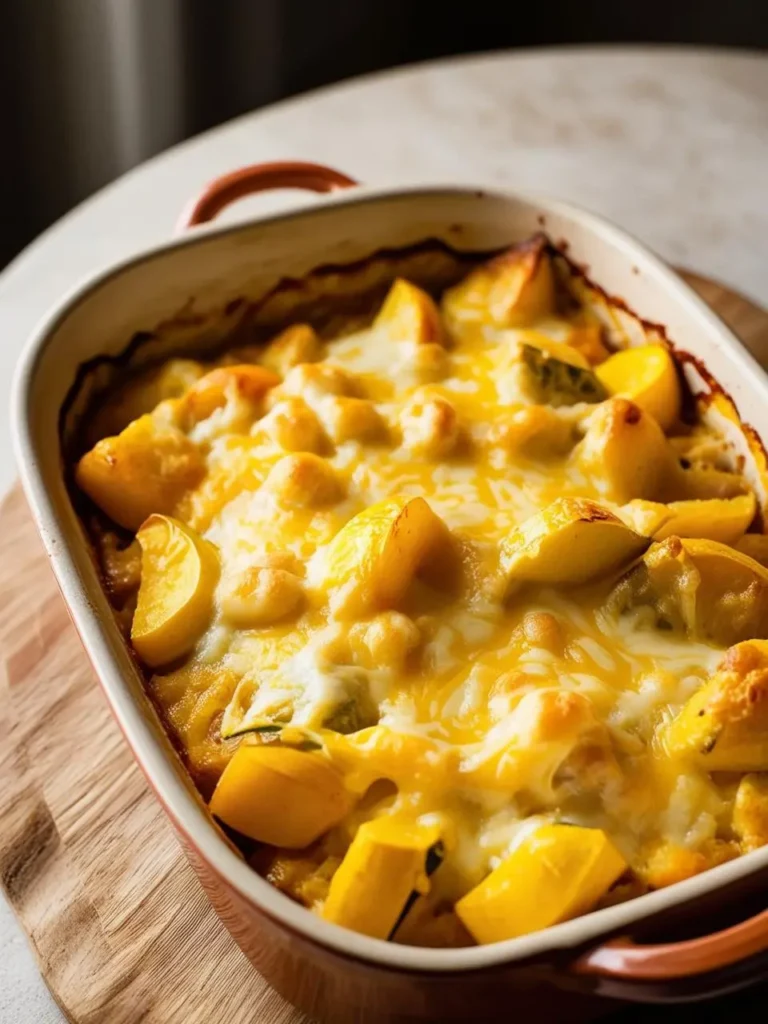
[[0, 272, 766, 1024]]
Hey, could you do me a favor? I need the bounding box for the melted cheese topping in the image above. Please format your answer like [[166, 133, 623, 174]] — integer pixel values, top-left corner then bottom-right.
[[83, 255, 763, 946]]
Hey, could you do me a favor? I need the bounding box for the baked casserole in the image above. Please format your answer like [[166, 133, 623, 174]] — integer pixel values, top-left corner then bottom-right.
[[73, 234, 768, 948]]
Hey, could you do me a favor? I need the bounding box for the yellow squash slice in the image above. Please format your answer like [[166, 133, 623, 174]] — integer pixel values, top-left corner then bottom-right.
[[500, 497, 649, 587], [575, 398, 678, 504], [209, 744, 353, 848], [374, 278, 445, 346], [595, 345, 681, 431], [661, 640, 768, 771], [320, 497, 450, 616], [442, 235, 555, 328], [322, 817, 443, 939], [609, 537, 768, 647], [653, 494, 756, 544], [76, 415, 204, 531], [455, 824, 626, 943], [131, 515, 220, 667]]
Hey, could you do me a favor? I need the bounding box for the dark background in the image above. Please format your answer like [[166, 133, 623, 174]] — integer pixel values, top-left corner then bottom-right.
[[1, 0, 767, 267]]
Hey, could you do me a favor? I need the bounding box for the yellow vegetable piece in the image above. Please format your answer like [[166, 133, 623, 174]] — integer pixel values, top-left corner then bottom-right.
[[736, 533, 768, 568], [595, 345, 681, 432], [670, 465, 750, 501], [321, 497, 450, 616], [259, 323, 323, 375], [322, 817, 442, 939], [375, 279, 445, 346], [181, 364, 280, 426], [575, 398, 678, 503], [662, 640, 768, 771], [733, 773, 768, 851], [442, 234, 555, 328], [609, 537, 768, 647], [500, 497, 649, 586], [514, 336, 606, 406], [653, 494, 756, 545], [76, 415, 205, 531], [209, 744, 353, 848], [455, 824, 626, 944], [131, 515, 220, 667], [618, 499, 673, 538]]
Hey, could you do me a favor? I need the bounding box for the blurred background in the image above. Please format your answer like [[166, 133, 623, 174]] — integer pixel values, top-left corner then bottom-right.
[[2, 0, 766, 268]]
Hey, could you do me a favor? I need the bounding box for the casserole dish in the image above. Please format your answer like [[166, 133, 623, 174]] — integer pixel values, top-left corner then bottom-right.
[[13, 161, 768, 1021]]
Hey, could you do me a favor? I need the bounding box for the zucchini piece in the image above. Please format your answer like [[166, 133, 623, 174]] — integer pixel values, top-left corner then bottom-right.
[[322, 817, 443, 939], [519, 342, 607, 405], [500, 497, 649, 587], [455, 824, 626, 944], [607, 536, 768, 647], [661, 640, 768, 771], [209, 744, 353, 848], [131, 515, 220, 667]]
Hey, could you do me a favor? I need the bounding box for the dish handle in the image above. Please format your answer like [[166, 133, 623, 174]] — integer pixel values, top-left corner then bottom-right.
[[177, 161, 358, 231], [571, 904, 768, 1000]]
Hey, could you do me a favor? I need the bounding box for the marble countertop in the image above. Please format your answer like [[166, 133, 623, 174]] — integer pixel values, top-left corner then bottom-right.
[[1, 45, 766, 1021]]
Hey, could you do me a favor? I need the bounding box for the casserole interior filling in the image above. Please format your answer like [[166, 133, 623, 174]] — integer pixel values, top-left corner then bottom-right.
[[74, 234, 768, 947]]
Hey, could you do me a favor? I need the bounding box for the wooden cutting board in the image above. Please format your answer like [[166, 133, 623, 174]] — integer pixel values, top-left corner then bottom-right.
[[1, 272, 767, 1024]]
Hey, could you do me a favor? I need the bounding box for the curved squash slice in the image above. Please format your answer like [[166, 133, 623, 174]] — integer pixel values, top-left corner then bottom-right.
[[661, 640, 768, 771], [131, 515, 219, 667], [653, 494, 756, 545], [455, 824, 626, 943], [209, 744, 352, 848], [595, 344, 681, 431], [608, 537, 768, 647], [442, 234, 555, 328], [320, 497, 450, 617], [374, 278, 445, 346], [76, 415, 204, 531], [500, 498, 649, 587], [322, 817, 443, 939]]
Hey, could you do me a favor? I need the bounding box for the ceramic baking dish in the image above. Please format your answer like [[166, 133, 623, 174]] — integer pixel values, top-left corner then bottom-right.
[[13, 161, 768, 1022]]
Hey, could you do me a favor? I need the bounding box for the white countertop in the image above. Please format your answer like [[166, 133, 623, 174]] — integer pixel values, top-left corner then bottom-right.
[[1, 46, 767, 1021]]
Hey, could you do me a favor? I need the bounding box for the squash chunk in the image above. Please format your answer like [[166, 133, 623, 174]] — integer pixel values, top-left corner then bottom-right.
[[181, 364, 280, 425], [653, 494, 756, 545], [455, 824, 626, 944], [209, 745, 353, 847], [595, 345, 681, 431], [575, 398, 677, 503], [320, 497, 450, 616], [608, 537, 768, 647], [514, 339, 606, 406], [259, 323, 323, 376], [76, 415, 204, 531], [500, 498, 649, 587], [132, 515, 220, 667], [733, 774, 768, 851], [442, 234, 555, 328], [322, 817, 443, 938], [374, 279, 445, 346], [662, 640, 768, 771]]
